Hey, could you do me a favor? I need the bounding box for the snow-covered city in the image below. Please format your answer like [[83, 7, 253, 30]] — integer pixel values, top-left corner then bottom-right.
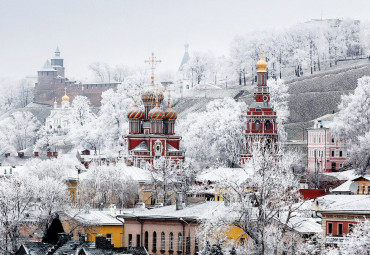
[[1, 1, 370, 254]]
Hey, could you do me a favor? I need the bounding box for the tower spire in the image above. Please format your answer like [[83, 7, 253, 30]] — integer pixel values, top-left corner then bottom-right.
[[168, 89, 172, 108], [145, 52, 162, 85]]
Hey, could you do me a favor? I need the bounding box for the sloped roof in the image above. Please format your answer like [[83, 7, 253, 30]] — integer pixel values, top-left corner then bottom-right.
[[167, 143, 180, 152], [132, 141, 149, 152], [317, 195, 370, 213], [64, 210, 122, 226], [121, 201, 229, 221], [196, 167, 252, 184], [178, 50, 190, 71], [39, 60, 56, 71], [18, 242, 54, 255]]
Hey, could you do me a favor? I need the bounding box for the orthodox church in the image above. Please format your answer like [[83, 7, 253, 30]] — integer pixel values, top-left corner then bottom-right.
[[125, 54, 184, 168], [241, 54, 278, 163], [45, 89, 72, 135]]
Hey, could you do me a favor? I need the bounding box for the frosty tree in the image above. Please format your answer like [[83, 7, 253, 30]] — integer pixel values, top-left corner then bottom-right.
[[178, 98, 246, 169], [199, 144, 309, 254], [333, 76, 370, 173]]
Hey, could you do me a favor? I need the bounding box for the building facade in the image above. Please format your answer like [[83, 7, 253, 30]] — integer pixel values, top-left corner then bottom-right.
[[307, 115, 348, 172], [34, 48, 119, 106], [241, 54, 278, 163]]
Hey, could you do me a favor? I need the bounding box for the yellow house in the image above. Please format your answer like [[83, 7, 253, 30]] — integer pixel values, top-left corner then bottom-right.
[[61, 207, 124, 247], [353, 176, 370, 194]]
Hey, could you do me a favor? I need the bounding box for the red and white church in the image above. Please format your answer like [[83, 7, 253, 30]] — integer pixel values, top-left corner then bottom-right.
[[125, 54, 184, 168], [241, 54, 278, 163]]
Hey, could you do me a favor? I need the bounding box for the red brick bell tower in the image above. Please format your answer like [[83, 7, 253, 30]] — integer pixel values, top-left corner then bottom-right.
[[241, 53, 278, 163]]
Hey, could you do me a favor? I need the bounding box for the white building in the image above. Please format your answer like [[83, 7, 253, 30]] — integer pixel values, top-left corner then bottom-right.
[[45, 90, 72, 135]]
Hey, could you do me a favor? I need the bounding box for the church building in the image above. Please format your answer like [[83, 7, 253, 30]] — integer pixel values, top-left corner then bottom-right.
[[241, 54, 278, 163], [45, 88, 72, 135], [125, 54, 184, 168]]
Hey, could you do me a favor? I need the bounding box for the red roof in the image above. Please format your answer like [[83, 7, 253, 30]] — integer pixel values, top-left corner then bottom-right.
[[299, 189, 328, 200]]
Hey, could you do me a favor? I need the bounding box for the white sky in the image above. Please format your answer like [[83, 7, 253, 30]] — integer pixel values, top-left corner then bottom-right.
[[1, 0, 369, 81]]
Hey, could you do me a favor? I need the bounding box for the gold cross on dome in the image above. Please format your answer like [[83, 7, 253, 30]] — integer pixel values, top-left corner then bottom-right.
[[145, 52, 161, 84]]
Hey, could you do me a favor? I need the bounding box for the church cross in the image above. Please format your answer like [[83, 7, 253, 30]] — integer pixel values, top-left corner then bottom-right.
[[145, 52, 161, 84]]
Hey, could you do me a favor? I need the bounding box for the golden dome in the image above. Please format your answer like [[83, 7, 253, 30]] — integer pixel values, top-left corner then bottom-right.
[[256, 52, 267, 72], [62, 94, 70, 102], [62, 88, 70, 102]]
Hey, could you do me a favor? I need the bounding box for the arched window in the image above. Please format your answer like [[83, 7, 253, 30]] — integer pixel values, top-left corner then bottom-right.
[[255, 120, 261, 131], [265, 120, 271, 130], [178, 232, 183, 252], [169, 232, 174, 251], [153, 232, 157, 251], [161, 232, 165, 251], [144, 231, 149, 250]]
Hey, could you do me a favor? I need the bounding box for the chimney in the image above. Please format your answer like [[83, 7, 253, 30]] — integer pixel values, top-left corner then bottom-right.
[[84, 204, 90, 214], [224, 193, 230, 207], [176, 192, 183, 210], [110, 204, 117, 217]]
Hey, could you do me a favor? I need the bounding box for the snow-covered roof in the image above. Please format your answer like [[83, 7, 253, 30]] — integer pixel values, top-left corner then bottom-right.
[[196, 167, 252, 184], [322, 169, 357, 181], [132, 141, 149, 152], [120, 165, 153, 183], [120, 201, 228, 221], [286, 216, 322, 234], [38, 60, 57, 71], [331, 180, 353, 193], [167, 143, 180, 152], [317, 195, 370, 213], [65, 209, 122, 226], [248, 101, 273, 109]]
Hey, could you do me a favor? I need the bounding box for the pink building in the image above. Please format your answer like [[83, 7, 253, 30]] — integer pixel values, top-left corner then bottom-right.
[[307, 114, 348, 172]]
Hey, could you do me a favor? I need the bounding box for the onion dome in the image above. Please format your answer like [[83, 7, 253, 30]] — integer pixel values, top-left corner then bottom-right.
[[256, 52, 267, 72], [141, 86, 164, 104], [163, 107, 177, 120], [62, 88, 70, 102], [127, 106, 144, 120], [149, 106, 164, 120]]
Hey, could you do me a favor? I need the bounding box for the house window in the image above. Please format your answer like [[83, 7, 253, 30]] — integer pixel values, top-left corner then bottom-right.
[[349, 224, 354, 233], [265, 120, 271, 130], [186, 236, 190, 255], [195, 238, 199, 253], [328, 223, 333, 235], [240, 238, 245, 245], [339, 151, 343, 157], [178, 232, 183, 252], [136, 234, 141, 247], [255, 120, 261, 131], [169, 232, 173, 251], [106, 233, 112, 244], [144, 231, 149, 250], [128, 234, 132, 247], [339, 163, 343, 168], [331, 150, 335, 157], [153, 232, 157, 251], [332, 137, 335, 143], [338, 223, 343, 236], [161, 232, 165, 251]]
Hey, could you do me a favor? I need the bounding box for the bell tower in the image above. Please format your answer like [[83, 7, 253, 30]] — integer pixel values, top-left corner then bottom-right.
[[241, 52, 278, 163]]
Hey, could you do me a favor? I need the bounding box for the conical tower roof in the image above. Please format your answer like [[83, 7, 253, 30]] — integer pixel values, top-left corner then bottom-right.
[[178, 43, 190, 71]]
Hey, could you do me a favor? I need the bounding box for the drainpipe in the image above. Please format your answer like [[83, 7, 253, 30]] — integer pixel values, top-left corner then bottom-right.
[[135, 217, 143, 247], [179, 218, 190, 254], [116, 216, 125, 247]]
